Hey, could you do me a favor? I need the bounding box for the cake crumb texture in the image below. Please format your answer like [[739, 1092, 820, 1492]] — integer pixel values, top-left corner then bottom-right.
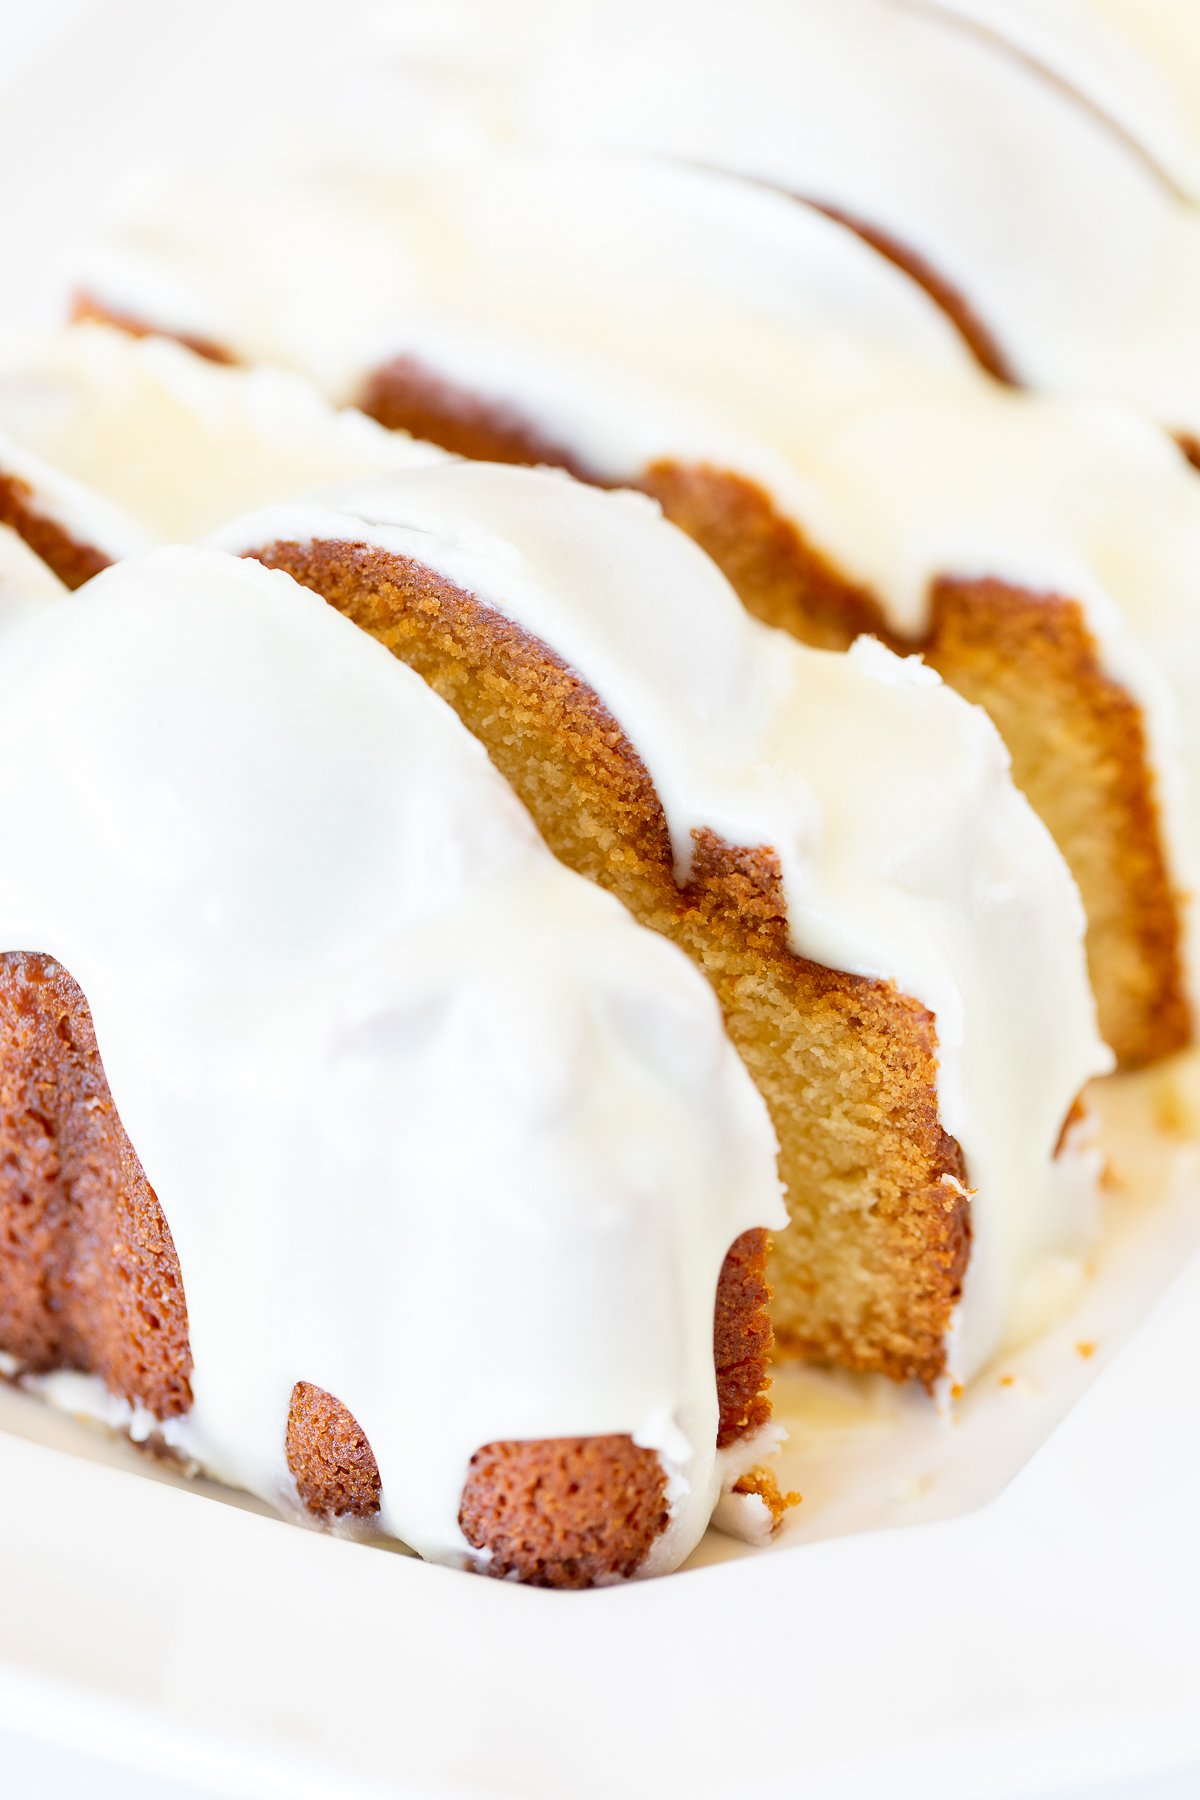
[[254, 536, 973, 1386], [732, 1465, 801, 1530], [459, 1436, 669, 1587], [286, 1381, 382, 1518], [335, 351, 1190, 1070], [0, 473, 111, 590], [0, 952, 192, 1415]]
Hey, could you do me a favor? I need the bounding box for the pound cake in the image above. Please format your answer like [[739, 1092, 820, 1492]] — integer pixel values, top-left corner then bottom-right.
[[363, 0, 1200, 440], [0, 542, 787, 1586], [75, 150, 1200, 1066], [214, 459, 1110, 1389]]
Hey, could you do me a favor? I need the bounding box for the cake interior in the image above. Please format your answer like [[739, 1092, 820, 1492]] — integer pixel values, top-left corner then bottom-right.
[[357, 355, 1191, 1071], [254, 538, 973, 1385], [52, 305, 1189, 1069]]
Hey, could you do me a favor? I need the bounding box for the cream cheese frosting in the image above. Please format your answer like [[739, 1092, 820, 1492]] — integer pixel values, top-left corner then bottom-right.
[[75, 149, 1200, 1007], [0, 543, 784, 1574], [0, 324, 440, 563], [216, 459, 1111, 1382]]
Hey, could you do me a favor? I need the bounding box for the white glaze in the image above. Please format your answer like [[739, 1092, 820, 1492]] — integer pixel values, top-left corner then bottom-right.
[[0, 525, 65, 615], [0, 544, 784, 1574], [80, 149, 1200, 1012], [80, 151, 974, 397], [309, 0, 1200, 434], [914, 0, 1200, 203], [0, 324, 440, 561], [217, 459, 1110, 1380]]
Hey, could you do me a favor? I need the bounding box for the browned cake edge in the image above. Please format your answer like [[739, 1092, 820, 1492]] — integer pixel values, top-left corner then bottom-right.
[[792, 197, 1018, 384], [337, 352, 1190, 1068], [1176, 434, 1200, 475], [0, 953, 770, 1585], [0, 471, 112, 590], [61, 303, 1190, 1063], [361, 355, 602, 478], [247, 536, 974, 1388], [641, 462, 1190, 1068], [71, 292, 236, 367], [289, 1224, 772, 1586]]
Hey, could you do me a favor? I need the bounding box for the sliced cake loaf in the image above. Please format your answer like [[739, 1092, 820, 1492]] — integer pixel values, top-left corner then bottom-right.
[[73, 152, 1200, 1066], [363, 0, 1200, 427], [216, 459, 1110, 1389]]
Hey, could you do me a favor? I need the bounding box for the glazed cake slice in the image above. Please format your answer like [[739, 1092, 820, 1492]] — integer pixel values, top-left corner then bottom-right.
[[365, 0, 1200, 431], [74, 151, 1200, 1066], [0, 322, 440, 585], [0, 543, 786, 1586], [216, 460, 1110, 1390]]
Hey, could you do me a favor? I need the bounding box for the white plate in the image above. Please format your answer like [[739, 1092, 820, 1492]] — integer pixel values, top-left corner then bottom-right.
[[2, 1063, 1199, 1800], [1, 5, 1199, 1793]]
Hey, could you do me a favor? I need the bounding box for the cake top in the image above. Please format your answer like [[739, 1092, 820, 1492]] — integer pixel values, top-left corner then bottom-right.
[[219, 459, 1111, 1378], [73, 150, 1200, 661], [0, 323, 440, 558], [0, 542, 782, 1572], [80, 149, 974, 404], [85, 146, 1200, 1000], [351, 0, 1200, 429]]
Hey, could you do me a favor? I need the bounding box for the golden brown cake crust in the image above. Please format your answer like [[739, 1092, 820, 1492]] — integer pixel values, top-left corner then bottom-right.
[[714, 1226, 772, 1446], [286, 1230, 775, 1582], [360, 356, 601, 478], [0, 473, 111, 590], [642, 463, 1191, 1068], [68, 274, 1197, 1059], [0, 952, 192, 1416], [286, 1381, 382, 1518], [0, 955, 770, 1584], [928, 575, 1190, 1066], [70, 292, 236, 367], [801, 201, 1018, 383], [67, 307, 1193, 1064], [250, 536, 972, 1386], [458, 1437, 670, 1588]]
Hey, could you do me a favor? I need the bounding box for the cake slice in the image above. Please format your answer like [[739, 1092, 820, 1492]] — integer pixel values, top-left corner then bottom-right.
[[0, 542, 785, 1585], [216, 460, 1110, 1389], [362, 0, 1200, 430], [73, 152, 1200, 1067]]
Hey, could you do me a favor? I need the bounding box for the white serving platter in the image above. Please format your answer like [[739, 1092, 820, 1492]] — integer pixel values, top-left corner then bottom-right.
[[2, 1061, 1199, 1800]]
